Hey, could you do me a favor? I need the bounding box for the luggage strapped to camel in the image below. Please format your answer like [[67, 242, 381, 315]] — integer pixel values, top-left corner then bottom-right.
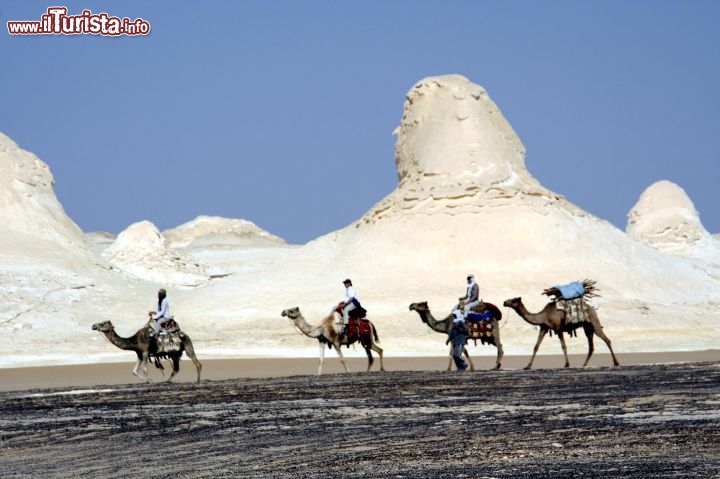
[[147, 317, 184, 354], [542, 279, 600, 329]]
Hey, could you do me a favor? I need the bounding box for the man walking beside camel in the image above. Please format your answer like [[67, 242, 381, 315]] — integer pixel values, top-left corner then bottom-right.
[[446, 309, 468, 371]]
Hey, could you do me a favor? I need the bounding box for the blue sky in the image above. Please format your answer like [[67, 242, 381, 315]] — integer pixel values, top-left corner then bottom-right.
[[1, 1, 718, 244]]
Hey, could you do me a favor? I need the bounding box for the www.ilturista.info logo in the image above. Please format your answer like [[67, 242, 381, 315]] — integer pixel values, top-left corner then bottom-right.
[[7, 7, 150, 36]]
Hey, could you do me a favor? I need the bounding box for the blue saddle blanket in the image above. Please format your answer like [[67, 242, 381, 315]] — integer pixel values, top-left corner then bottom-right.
[[467, 311, 493, 322], [556, 281, 585, 300]]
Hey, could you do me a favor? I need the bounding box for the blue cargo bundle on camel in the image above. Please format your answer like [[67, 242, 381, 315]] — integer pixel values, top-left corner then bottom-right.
[[541, 279, 600, 329], [542, 279, 599, 301]]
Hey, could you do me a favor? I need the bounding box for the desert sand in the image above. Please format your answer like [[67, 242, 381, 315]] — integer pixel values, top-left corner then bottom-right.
[[1, 351, 718, 392]]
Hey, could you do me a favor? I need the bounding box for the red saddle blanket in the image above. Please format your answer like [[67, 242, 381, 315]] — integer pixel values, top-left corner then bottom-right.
[[468, 320, 494, 337], [346, 317, 372, 338]]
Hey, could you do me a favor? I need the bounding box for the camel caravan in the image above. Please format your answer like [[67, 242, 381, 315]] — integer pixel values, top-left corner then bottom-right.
[[92, 277, 619, 382], [280, 276, 618, 376]]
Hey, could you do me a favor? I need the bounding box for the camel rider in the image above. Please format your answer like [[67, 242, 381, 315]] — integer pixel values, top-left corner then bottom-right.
[[148, 288, 170, 336], [459, 274, 481, 318], [446, 309, 468, 371], [339, 279, 360, 335]]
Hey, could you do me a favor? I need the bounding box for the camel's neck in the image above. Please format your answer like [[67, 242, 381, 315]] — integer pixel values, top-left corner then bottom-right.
[[103, 329, 140, 352], [417, 309, 451, 333], [511, 302, 545, 326], [292, 315, 323, 339]]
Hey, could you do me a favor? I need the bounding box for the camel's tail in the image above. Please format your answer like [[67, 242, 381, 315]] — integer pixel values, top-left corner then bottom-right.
[[372, 323, 380, 343]]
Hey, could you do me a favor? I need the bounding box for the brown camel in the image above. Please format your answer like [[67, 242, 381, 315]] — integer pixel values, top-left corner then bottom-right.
[[281, 306, 385, 375], [503, 297, 620, 370], [91, 320, 202, 382], [409, 301, 504, 370]]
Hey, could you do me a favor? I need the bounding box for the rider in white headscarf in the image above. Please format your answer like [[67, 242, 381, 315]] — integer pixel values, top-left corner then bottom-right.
[[148, 288, 170, 336], [458, 274, 481, 317]]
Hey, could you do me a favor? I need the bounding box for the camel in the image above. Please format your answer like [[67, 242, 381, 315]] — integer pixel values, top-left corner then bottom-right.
[[503, 297, 620, 370], [91, 320, 202, 383], [281, 306, 385, 375], [409, 301, 504, 371]]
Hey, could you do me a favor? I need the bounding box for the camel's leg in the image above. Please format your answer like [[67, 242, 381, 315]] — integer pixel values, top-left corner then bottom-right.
[[140, 353, 151, 383], [363, 345, 374, 372], [168, 356, 180, 382], [525, 329, 548, 370], [589, 311, 620, 367], [317, 342, 326, 375], [463, 347, 475, 371], [334, 344, 351, 373], [132, 357, 144, 380], [371, 340, 385, 372], [183, 339, 203, 382], [557, 332, 570, 368], [446, 345, 454, 372], [360, 335, 375, 371], [581, 324, 595, 367], [133, 352, 151, 383], [370, 325, 385, 372], [593, 324, 620, 367], [493, 325, 504, 370]]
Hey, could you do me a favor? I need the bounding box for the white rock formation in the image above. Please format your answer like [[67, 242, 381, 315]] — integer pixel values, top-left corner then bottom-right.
[[103, 221, 209, 287], [627, 180, 720, 265], [394, 75, 539, 190], [0, 132, 86, 256], [163, 216, 286, 249], [359, 75, 580, 225]]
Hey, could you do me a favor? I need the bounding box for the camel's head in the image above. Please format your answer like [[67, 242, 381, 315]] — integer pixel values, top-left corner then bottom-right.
[[409, 302, 430, 324], [408, 302, 429, 312], [281, 307, 301, 320], [91, 321, 114, 333], [503, 297, 522, 309]]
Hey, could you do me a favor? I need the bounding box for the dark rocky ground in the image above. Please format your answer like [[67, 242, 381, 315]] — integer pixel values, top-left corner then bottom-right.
[[1, 362, 720, 478]]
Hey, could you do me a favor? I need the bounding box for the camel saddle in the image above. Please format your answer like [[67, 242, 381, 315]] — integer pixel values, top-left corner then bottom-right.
[[343, 317, 372, 346], [146, 318, 183, 353], [466, 302, 502, 322], [464, 302, 501, 346], [162, 318, 181, 333], [331, 304, 372, 346]]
